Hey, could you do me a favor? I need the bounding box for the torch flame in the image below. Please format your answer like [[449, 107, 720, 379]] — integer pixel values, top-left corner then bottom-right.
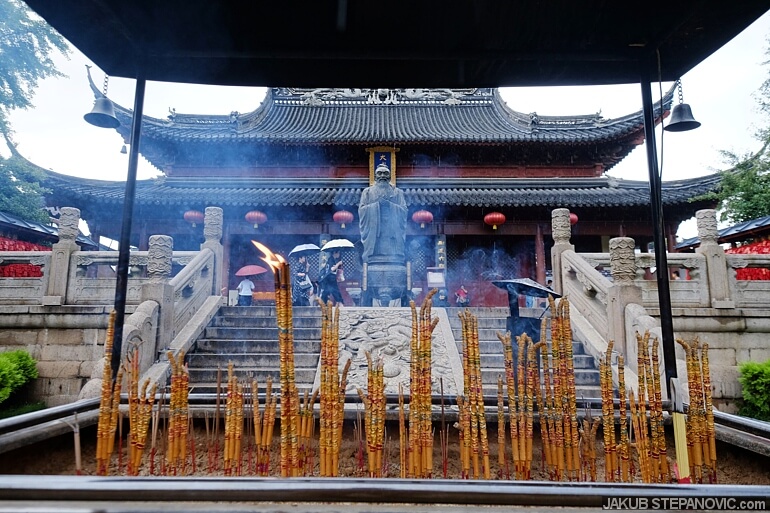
[[252, 241, 285, 273]]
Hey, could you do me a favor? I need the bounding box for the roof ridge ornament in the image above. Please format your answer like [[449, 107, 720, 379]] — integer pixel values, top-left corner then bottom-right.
[[278, 87, 489, 106]]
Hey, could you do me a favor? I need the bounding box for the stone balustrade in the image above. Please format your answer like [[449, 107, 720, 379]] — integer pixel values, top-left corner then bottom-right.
[[0, 207, 224, 406], [551, 207, 770, 411]]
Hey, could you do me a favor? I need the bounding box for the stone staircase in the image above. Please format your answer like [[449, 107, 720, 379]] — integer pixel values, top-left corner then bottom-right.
[[446, 307, 601, 401], [186, 305, 601, 400], [186, 306, 321, 393]]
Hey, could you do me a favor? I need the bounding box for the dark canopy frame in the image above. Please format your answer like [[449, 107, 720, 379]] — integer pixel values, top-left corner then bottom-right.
[[22, 0, 770, 395]]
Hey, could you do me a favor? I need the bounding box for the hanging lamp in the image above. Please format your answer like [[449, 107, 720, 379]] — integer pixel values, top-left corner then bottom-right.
[[333, 210, 354, 228], [245, 210, 267, 229], [183, 210, 204, 227], [412, 210, 434, 228], [484, 211, 506, 230]]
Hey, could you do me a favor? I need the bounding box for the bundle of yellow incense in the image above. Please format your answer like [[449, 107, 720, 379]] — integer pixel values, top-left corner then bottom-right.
[[497, 375, 507, 478], [408, 291, 438, 478], [497, 330, 519, 478], [360, 351, 386, 477], [459, 310, 484, 478], [617, 355, 630, 482], [127, 347, 157, 476], [166, 351, 189, 475], [96, 310, 118, 476], [636, 332, 650, 483], [524, 340, 545, 480], [600, 340, 616, 482], [549, 302, 565, 482], [651, 340, 670, 482], [223, 363, 244, 475], [271, 260, 300, 477], [560, 300, 579, 481], [317, 298, 347, 477], [702, 343, 717, 482], [255, 377, 276, 476], [643, 336, 660, 483], [539, 327, 556, 480], [579, 417, 600, 482]]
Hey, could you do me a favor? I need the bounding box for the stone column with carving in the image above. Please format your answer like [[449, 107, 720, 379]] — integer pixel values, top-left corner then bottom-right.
[[201, 206, 224, 296], [44, 207, 81, 305], [695, 209, 734, 308], [550, 208, 574, 295], [608, 237, 643, 365], [141, 235, 174, 355]]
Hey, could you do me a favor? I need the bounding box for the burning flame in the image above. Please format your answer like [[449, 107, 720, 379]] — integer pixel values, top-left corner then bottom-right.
[[252, 241, 285, 273]]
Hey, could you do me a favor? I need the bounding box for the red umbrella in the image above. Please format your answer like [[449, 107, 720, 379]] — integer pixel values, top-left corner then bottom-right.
[[235, 264, 268, 276]]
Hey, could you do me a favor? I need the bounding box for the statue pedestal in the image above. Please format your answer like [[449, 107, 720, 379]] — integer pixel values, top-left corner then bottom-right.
[[364, 262, 407, 306]]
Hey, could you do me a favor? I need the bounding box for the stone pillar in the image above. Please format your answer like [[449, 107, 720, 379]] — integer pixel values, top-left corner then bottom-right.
[[695, 209, 734, 309], [201, 206, 224, 295], [550, 208, 574, 295], [608, 237, 643, 361], [43, 207, 81, 305], [141, 235, 174, 353]]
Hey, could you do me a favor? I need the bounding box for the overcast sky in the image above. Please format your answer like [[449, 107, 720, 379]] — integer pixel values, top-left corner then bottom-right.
[[3, 10, 769, 238]]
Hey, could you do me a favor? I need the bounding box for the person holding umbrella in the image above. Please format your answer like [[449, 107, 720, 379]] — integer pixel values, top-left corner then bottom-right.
[[319, 249, 344, 305], [292, 254, 315, 306], [289, 243, 321, 307], [236, 275, 255, 306]]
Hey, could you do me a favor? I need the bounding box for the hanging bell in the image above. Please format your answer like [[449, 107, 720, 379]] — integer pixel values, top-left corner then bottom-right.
[[664, 103, 701, 132], [120, 144, 127, 154], [84, 97, 120, 129]]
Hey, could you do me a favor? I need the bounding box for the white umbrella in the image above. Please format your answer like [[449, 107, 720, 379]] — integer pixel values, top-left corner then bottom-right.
[[321, 239, 355, 251], [289, 243, 320, 256]]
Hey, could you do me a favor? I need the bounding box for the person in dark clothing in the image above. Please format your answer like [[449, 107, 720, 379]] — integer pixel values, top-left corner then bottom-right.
[[434, 289, 451, 307], [319, 250, 344, 305], [292, 254, 314, 306]]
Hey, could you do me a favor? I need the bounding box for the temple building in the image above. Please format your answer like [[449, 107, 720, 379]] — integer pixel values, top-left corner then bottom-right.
[[43, 84, 719, 306]]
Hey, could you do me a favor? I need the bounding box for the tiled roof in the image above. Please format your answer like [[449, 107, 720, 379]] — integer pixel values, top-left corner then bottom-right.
[[109, 86, 672, 147], [45, 170, 719, 210], [677, 213, 770, 249], [0, 209, 96, 247]]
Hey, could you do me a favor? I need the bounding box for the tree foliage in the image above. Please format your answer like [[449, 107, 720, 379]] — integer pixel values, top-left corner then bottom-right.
[[0, 136, 51, 224], [698, 38, 770, 225], [0, 0, 68, 223], [0, 0, 70, 133]]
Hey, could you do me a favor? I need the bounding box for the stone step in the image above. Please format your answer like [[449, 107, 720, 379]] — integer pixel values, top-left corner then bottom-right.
[[458, 340, 586, 355], [187, 352, 320, 368], [188, 367, 318, 386], [479, 384, 604, 401], [477, 353, 595, 369], [446, 318, 509, 329], [203, 326, 322, 340], [210, 316, 322, 328], [195, 339, 321, 353], [445, 309, 547, 325], [479, 368, 601, 386], [218, 305, 322, 318]]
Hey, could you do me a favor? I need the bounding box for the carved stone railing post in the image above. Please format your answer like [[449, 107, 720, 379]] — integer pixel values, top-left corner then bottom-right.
[[695, 209, 734, 309], [201, 206, 224, 296], [43, 207, 80, 305], [550, 208, 574, 295], [608, 237, 643, 363], [141, 235, 174, 356]]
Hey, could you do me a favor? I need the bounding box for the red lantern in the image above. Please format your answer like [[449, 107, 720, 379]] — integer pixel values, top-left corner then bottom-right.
[[245, 210, 267, 229], [183, 210, 204, 227], [484, 211, 506, 230], [412, 209, 434, 228], [333, 210, 354, 228], [570, 212, 579, 225]]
